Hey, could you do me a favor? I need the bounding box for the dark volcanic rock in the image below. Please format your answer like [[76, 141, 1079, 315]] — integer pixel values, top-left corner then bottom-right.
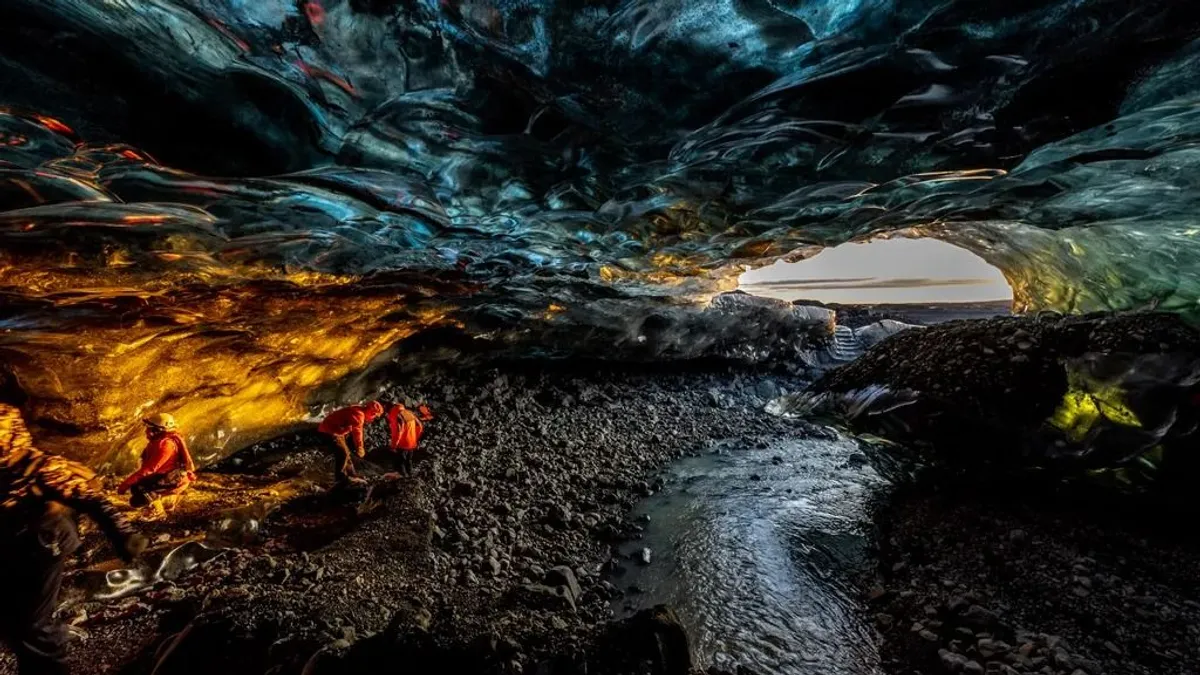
[[546, 566, 583, 603], [335, 602, 693, 675], [806, 312, 1200, 476], [516, 583, 577, 613], [593, 605, 694, 675], [861, 478, 1200, 675]]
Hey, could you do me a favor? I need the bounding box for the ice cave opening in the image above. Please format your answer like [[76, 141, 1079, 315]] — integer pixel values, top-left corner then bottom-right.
[[738, 237, 1014, 313]]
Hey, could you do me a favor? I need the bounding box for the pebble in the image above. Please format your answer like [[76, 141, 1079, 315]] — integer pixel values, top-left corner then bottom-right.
[[939, 649, 969, 671], [947, 596, 970, 613], [961, 605, 998, 628]]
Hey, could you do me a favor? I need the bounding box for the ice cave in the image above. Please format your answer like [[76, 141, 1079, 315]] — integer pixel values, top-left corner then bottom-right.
[[2, 0, 1199, 469], [1, 2, 1199, 674]]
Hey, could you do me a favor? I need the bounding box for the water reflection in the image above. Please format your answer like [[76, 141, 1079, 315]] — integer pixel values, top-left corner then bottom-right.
[[614, 433, 885, 675]]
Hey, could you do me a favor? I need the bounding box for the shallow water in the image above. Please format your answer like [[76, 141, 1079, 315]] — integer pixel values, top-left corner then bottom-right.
[[614, 432, 886, 675]]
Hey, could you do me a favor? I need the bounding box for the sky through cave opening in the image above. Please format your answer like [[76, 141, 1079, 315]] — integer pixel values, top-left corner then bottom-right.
[[738, 238, 1014, 307]]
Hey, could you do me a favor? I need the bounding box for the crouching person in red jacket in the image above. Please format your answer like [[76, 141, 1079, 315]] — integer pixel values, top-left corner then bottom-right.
[[385, 403, 433, 479], [118, 413, 196, 510], [318, 401, 384, 486]]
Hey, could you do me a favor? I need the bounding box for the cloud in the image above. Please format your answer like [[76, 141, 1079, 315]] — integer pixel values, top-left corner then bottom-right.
[[747, 277, 875, 285], [743, 277, 997, 290]]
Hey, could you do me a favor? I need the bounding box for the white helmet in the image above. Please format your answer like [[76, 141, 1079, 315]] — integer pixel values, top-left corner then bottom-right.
[[142, 412, 178, 431]]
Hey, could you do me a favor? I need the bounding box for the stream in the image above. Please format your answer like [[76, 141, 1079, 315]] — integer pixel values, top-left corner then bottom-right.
[[613, 431, 887, 675]]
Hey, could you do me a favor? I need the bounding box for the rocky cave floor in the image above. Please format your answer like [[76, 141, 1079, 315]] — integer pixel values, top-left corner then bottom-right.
[[863, 476, 1200, 675], [19, 362, 817, 675], [2, 358, 1198, 675]]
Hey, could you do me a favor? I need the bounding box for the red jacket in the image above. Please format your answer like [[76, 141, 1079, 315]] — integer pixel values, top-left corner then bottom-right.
[[119, 431, 193, 492], [318, 405, 380, 451], [387, 406, 425, 452]]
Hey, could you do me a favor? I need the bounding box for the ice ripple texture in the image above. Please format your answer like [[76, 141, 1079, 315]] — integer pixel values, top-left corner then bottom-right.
[[1, 0, 1200, 467]]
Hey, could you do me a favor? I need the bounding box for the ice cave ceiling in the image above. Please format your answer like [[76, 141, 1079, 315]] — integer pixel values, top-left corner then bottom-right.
[[1, 0, 1199, 469]]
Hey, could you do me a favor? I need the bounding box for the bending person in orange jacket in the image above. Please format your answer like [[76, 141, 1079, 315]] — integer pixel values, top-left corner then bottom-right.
[[318, 401, 384, 485], [384, 403, 433, 478], [118, 413, 196, 508]]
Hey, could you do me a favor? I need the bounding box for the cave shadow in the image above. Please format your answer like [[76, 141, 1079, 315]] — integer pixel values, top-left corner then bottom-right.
[[263, 477, 405, 553], [208, 427, 416, 553], [873, 462, 1200, 551]]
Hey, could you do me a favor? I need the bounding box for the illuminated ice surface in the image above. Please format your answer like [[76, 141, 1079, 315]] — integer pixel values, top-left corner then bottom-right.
[[1, 0, 1199, 466]]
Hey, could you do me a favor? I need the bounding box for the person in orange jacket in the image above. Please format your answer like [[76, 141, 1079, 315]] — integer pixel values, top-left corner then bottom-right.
[[317, 401, 384, 485], [117, 413, 196, 508], [384, 402, 433, 478]]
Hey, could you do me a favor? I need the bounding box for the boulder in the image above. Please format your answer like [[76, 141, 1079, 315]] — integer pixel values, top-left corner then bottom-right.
[[755, 379, 780, 401], [545, 566, 582, 603], [594, 605, 693, 675], [853, 320, 922, 350], [517, 583, 577, 612]]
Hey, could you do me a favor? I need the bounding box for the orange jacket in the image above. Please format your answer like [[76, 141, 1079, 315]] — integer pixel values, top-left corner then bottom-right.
[[119, 431, 194, 492], [318, 405, 381, 452], [386, 406, 425, 452]]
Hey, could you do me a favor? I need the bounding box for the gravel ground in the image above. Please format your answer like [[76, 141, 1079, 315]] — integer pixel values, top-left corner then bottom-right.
[[825, 312, 1200, 675], [2, 362, 811, 675], [5, 336, 1199, 675], [861, 476, 1200, 675]]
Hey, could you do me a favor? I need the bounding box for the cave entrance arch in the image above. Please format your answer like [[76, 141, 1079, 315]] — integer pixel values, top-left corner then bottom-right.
[[738, 237, 1014, 312]]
